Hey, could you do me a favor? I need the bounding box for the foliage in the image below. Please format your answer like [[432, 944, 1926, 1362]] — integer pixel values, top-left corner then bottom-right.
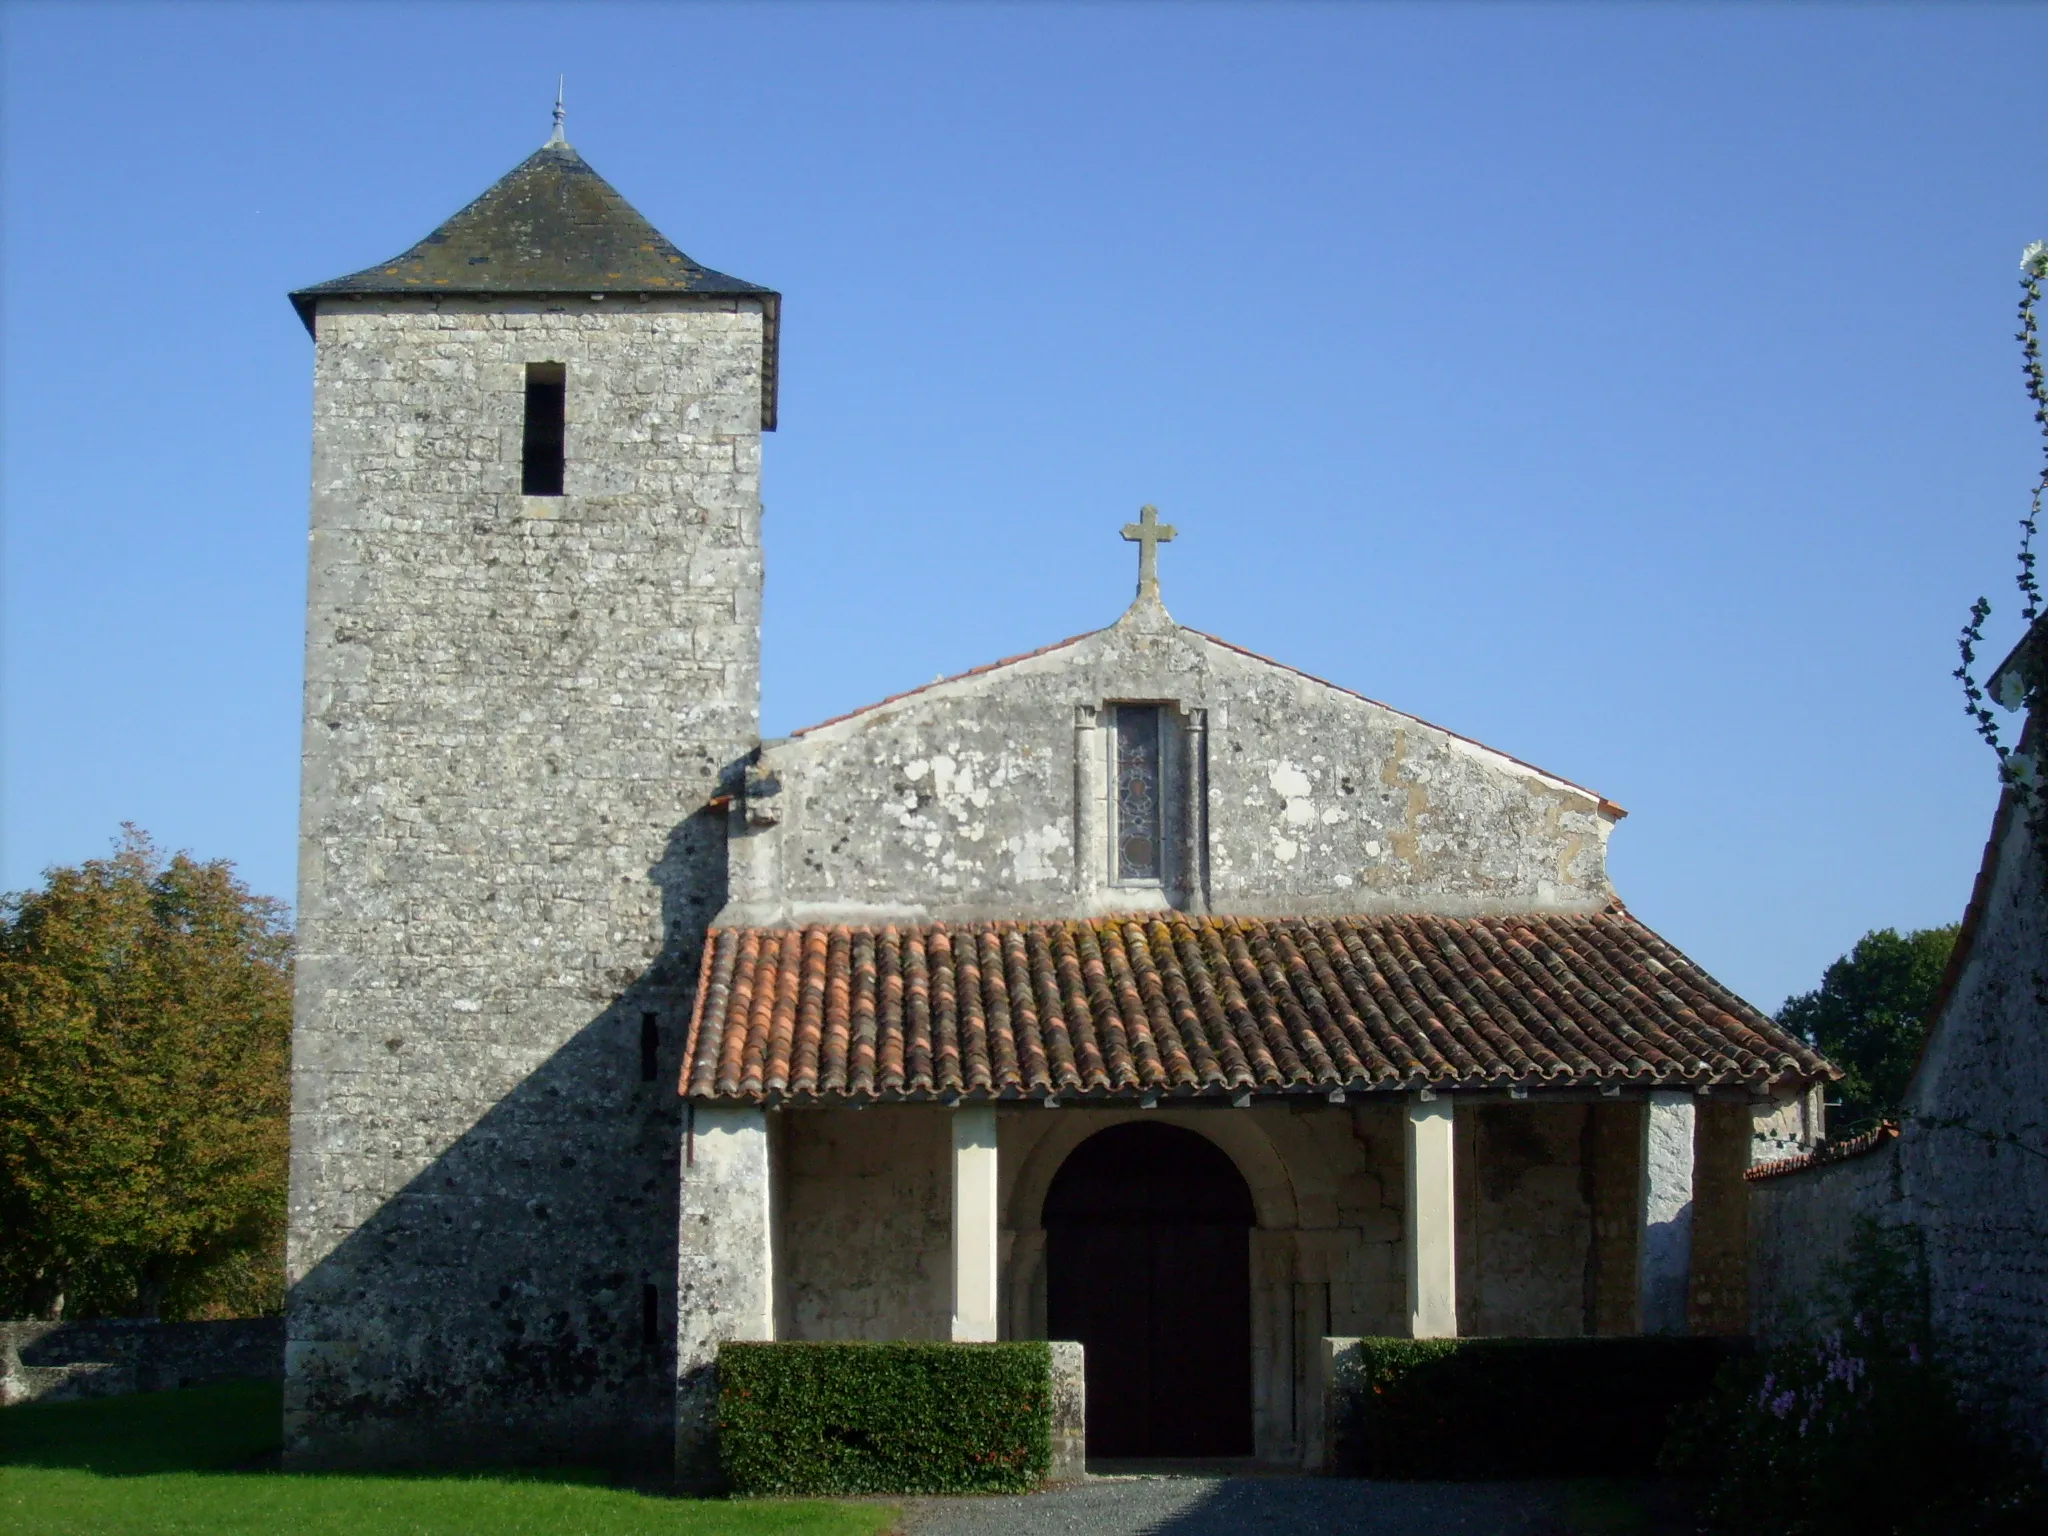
[[1328, 1336, 1730, 1479], [0, 829, 292, 1320], [1777, 925, 1957, 1133], [0, 1383, 894, 1536], [1954, 242, 2047, 788], [717, 1341, 1053, 1495], [1662, 1221, 2045, 1535]]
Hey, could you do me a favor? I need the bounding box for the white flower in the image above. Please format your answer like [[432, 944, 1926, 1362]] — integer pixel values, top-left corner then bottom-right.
[[2025, 240, 2048, 279]]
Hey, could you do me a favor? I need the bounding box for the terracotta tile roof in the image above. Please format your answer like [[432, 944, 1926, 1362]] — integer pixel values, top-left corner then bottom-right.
[[682, 909, 1831, 1103], [1746, 1121, 1900, 1182]]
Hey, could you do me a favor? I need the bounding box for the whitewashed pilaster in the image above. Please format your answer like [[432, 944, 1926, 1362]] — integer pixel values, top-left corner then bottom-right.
[[951, 1107, 1000, 1341], [1405, 1094, 1457, 1339], [1638, 1091, 1697, 1335], [675, 1106, 774, 1485]]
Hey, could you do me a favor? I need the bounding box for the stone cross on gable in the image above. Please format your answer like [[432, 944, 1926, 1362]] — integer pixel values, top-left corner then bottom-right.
[[1122, 504, 1177, 603]]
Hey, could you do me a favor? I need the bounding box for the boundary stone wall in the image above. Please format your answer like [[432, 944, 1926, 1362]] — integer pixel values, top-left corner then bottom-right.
[[0, 1318, 283, 1406], [1751, 738, 2048, 1460]]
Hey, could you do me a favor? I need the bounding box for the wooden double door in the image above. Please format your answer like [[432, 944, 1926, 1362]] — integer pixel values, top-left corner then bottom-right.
[[1043, 1122, 1255, 1459]]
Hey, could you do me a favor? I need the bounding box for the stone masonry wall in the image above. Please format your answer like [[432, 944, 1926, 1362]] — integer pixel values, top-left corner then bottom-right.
[[1, 1318, 283, 1405], [1903, 792, 2048, 1454], [1458, 1103, 1592, 1337], [289, 295, 764, 1470], [1751, 776, 2048, 1457], [1583, 1100, 1643, 1335], [725, 602, 1617, 926], [1749, 1141, 1900, 1346], [779, 1107, 951, 1341]]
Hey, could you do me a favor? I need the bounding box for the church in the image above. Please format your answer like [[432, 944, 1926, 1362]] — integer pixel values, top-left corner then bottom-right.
[[281, 115, 1833, 1477]]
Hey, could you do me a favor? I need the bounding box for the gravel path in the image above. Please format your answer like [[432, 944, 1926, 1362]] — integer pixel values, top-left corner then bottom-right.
[[899, 1473, 1578, 1536]]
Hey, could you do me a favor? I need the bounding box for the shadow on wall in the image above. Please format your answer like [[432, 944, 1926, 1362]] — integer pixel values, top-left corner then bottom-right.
[[284, 805, 730, 1474]]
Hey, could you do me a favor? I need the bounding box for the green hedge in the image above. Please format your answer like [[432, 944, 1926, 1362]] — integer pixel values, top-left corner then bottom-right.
[[718, 1341, 1053, 1496], [1330, 1336, 1736, 1479]]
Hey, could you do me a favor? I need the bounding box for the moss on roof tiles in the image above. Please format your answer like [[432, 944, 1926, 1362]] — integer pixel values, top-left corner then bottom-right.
[[290, 138, 781, 424], [289, 141, 774, 328]]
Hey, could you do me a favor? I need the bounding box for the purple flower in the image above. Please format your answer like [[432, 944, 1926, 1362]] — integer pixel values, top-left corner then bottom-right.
[[1908, 1344, 1921, 1365], [1770, 1390, 1797, 1419]]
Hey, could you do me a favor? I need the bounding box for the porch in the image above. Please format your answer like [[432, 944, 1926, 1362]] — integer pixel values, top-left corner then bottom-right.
[[674, 911, 1826, 1470], [680, 1088, 1758, 1467]]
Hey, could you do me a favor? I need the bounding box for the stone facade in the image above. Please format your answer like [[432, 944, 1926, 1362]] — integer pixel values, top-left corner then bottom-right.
[[723, 600, 1620, 928], [288, 295, 765, 1469]]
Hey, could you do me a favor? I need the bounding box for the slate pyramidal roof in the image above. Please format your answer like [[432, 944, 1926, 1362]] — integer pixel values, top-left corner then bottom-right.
[[290, 140, 780, 426]]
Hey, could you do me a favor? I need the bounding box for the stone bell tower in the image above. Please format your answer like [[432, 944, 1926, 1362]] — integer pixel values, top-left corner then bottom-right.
[[284, 112, 774, 1469]]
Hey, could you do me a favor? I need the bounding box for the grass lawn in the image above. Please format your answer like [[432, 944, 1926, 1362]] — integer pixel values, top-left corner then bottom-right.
[[0, 1381, 898, 1536]]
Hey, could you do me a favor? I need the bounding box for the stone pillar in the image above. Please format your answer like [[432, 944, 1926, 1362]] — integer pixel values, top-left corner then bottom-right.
[[1687, 1100, 1752, 1336], [1180, 708, 1208, 913], [951, 1107, 1000, 1342], [1584, 1100, 1644, 1335], [1048, 1340, 1087, 1482], [1638, 1091, 1697, 1336], [1311, 1335, 1365, 1473], [1405, 1094, 1457, 1339], [675, 1106, 774, 1487]]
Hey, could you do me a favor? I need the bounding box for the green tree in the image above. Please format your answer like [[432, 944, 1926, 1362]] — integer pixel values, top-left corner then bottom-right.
[[1778, 926, 1958, 1136], [0, 828, 291, 1319]]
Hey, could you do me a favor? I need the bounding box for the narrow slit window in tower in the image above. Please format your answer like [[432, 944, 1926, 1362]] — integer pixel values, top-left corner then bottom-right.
[[522, 362, 566, 495], [1114, 704, 1163, 883]]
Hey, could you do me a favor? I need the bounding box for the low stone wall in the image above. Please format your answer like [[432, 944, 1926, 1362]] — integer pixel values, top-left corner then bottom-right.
[[1748, 1138, 1900, 1346], [0, 1318, 283, 1406]]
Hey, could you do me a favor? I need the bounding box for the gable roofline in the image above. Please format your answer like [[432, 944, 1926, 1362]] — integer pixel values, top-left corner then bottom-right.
[[289, 140, 781, 428], [786, 617, 1625, 818], [787, 630, 1098, 739], [1187, 628, 1625, 819], [1904, 619, 2044, 1115]]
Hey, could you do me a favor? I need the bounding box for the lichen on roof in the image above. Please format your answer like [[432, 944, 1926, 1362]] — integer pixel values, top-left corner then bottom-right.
[[289, 138, 780, 422], [291, 140, 773, 316]]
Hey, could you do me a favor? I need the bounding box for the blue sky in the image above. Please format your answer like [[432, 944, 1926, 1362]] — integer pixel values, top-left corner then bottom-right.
[[3, 1, 2044, 1013]]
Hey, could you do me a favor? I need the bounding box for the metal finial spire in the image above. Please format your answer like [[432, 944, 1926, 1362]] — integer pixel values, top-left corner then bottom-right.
[[546, 77, 568, 147]]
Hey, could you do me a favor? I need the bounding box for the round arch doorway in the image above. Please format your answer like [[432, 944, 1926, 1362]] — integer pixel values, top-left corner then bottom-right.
[[1043, 1122, 1255, 1458]]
